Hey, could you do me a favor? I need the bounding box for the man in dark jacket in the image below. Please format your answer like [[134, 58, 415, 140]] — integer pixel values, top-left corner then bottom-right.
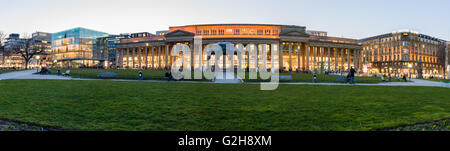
[[349, 67, 356, 84]]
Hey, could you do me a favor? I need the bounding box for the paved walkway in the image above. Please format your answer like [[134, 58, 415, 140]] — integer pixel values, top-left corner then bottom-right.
[[1, 70, 449, 88], [0, 70, 73, 80]]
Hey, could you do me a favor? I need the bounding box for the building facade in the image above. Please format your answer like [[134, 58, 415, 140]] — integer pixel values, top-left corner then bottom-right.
[[446, 41, 449, 79], [360, 30, 446, 78], [96, 34, 130, 68], [2, 34, 27, 68], [51, 27, 108, 68], [116, 24, 362, 73]]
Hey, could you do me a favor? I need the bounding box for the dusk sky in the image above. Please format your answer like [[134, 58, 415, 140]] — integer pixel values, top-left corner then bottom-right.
[[1, 0, 449, 40]]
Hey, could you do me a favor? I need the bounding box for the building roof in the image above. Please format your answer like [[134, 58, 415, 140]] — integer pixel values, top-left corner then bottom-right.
[[170, 23, 304, 28]]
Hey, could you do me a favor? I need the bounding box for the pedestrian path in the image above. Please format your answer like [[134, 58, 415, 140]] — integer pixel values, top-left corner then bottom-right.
[[1, 70, 449, 88], [0, 70, 73, 80]]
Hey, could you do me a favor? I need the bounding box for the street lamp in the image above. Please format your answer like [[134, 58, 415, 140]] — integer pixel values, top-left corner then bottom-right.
[[35, 56, 40, 72]]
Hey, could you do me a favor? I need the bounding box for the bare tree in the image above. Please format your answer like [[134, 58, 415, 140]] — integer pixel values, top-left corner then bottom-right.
[[8, 39, 47, 69]]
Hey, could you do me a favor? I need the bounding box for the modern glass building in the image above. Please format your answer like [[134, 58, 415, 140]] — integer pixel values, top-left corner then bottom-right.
[[51, 27, 108, 68]]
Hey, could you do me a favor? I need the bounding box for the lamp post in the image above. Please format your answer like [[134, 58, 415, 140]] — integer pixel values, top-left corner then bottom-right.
[[35, 56, 40, 72]]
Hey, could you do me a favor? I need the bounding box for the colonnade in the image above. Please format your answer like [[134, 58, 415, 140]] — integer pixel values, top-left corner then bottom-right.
[[280, 42, 362, 72], [116, 41, 361, 73]]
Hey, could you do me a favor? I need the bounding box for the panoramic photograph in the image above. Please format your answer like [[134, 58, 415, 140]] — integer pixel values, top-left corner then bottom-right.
[[0, 0, 449, 149]]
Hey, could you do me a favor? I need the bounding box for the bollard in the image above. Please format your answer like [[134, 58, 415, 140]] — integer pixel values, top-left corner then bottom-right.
[[138, 71, 143, 80]]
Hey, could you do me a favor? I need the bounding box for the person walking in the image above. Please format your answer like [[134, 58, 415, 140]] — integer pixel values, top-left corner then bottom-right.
[[349, 67, 356, 84]]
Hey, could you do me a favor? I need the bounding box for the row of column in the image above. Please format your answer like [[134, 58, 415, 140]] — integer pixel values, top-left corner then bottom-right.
[[281, 42, 361, 72], [116, 43, 362, 73], [116, 45, 170, 69]]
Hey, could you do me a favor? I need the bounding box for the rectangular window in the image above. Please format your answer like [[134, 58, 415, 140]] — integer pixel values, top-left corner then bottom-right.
[[196, 30, 202, 35], [203, 30, 209, 35], [272, 30, 278, 35], [257, 30, 263, 35], [265, 30, 271, 35], [219, 29, 224, 35], [211, 30, 217, 35], [234, 29, 240, 35]]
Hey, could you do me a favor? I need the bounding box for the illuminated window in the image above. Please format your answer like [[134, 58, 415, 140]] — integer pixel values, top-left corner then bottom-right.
[[203, 30, 209, 35], [257, 30, 263, 35], [272, 30, 278, 35]]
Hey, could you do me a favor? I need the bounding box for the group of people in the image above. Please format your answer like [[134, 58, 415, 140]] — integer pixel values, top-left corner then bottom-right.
[[382, 74, 409, 82]]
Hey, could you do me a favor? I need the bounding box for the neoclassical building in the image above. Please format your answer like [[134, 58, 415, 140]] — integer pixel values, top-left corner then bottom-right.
[[116, 24, 362, 73]]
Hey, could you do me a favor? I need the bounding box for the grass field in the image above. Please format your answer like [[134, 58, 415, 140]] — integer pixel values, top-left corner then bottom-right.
[[0, 79, 448, 131], [0, 69, 23, 74], [423, 78, 450, 83], [49, 68, 382, 83]]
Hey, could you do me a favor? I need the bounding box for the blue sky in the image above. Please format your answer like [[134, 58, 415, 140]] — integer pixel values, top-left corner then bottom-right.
[[1, 0, 449, 40]]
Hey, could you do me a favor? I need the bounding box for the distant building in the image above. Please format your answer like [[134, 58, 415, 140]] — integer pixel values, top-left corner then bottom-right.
[[2, 33, 27, 68], [130, 32, 152, 38], [96, 34, 129, 68], [7, 33, 20, 40], [359, 30, 446, 78], [307, 30, 327, 37], [156, 30, 169, 36], [51, 27, 108, 68]]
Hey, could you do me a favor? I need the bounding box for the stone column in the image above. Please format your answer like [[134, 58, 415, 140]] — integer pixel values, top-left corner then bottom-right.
[[145, 47, 148, 69], [126, 48, 130, 68], [313, 46, 317, 67], [165, 45, 169, 70], [306, 44, 310, 72], [131, 47, 136, 68], [341, 48, 344, 72], [297, 44, 301, 72], [334, 48, 337, 71], [327, 47, 331, 71], [138, 47, 142, 68], [158, 46, 162, 70], [348, 48, 351, 71], [320, 47, 324, 63], [288, 42, 292, 71], [151, 46, 155, 69], [354, 49, 357, 71]]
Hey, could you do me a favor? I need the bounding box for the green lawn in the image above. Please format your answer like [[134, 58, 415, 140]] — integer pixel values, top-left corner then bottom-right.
[[423, 78, 450, 83], [49, 68, 171, 80], [50, 68, 382, 83], [0, 79, 449, 131], [0, 69, 23, 74]]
